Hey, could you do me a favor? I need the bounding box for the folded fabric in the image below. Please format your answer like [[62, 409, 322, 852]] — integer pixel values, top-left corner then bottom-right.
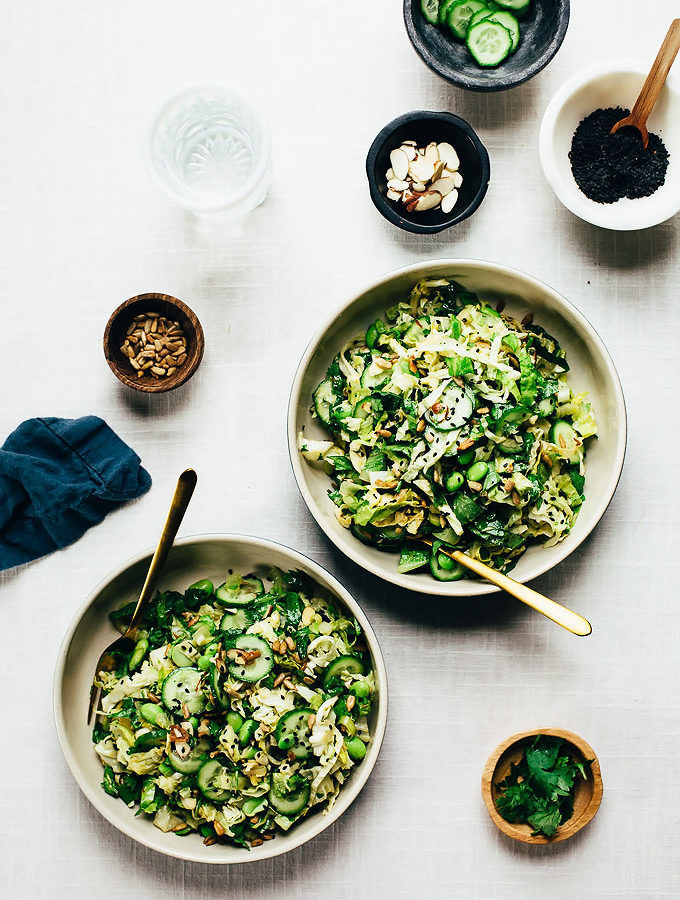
[[0, 416, 151, 571]]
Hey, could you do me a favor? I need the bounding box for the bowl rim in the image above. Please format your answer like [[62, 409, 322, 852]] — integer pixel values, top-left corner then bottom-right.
[[103, 291, 205, 393], [147, 82, 272, 213], [365, 110, 490, 234], [481, 726, 603, 843], [403, 0, 571, 93], [53, 532, 389, 864], [287, 257, 627, 597], [539, 63, 680, 230]]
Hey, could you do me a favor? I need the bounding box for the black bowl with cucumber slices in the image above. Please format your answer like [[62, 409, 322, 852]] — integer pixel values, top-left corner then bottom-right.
[[404, 0, 569, 92]]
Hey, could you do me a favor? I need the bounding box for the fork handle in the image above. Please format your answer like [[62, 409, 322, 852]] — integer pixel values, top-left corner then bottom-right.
[[450, 550, 592, 636], [126, 469, 198, 636]]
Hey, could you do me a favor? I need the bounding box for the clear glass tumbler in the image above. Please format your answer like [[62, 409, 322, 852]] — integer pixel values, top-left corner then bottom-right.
[[148, 85, 271, 218]]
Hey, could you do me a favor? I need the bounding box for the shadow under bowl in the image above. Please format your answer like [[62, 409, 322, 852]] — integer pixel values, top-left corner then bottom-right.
[[403, 0, 570, 93], [366, 111, 490, 234]]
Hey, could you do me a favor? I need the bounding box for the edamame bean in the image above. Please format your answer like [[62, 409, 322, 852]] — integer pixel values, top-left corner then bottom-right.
[[238, 719, 258, 745], [351, 681, 371, 699], [158, 761, 174, 776], [241, 746, 258, 760], [345, 736, 367, 760], [139, 702, 170, 729], [197, 654, 212, 671], [189, 716, 199, 730], [189, 579, 214, 595], [437, 552, 455, 571], [458, 448, 475, 466], [445, 471, 464, 493], [129, 637, 149, 671], [226, 712, 244, 733], [466, 461, 489, 483]]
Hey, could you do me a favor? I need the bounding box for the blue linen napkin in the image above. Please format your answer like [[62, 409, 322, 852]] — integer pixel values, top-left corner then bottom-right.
[[0, 416, 151, 571]]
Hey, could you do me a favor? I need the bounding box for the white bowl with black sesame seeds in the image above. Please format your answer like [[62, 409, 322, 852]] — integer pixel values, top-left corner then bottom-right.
[[288, 259, 627, 599], [540, 64, 680, 230], [54, 534, 387, 863]]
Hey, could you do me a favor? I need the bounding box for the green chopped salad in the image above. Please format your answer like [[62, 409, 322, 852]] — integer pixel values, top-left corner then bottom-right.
[[299, 278, 597, 580], [92, 569, 374, 849]]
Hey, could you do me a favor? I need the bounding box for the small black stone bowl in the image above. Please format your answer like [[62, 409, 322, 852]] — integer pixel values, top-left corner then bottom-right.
[[366, 110, 490, 234], [403, 0, 570, 93]]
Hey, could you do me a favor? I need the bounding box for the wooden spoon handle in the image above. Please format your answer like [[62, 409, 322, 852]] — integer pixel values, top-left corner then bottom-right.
[[451, 550, 592, 636], [630, 19, 680, 127]]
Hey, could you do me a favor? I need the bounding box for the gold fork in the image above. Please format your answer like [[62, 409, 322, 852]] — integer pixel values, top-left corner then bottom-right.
[[415, 537, 592, 636], [87, 468, 197, 723]]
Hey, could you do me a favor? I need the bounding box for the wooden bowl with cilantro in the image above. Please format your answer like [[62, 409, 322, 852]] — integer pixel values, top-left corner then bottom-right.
[[481, 728, 602, 843]]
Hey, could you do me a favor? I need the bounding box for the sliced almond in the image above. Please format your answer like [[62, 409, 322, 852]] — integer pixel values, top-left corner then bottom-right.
[[440, 189, 459, 214], [431, 160, 445, 183], [386, 167, 395, 181], [453, 171, 463, 188], [412, 181, 427, 192], [400, 143, 418, 161], [413, 190, 442, 212], [386, 188, 402, 201], [389, 148, 409, 181], [430, 176, 456, 196], [409, 156, 436, 183], [387, 178, 411, 192], [437, 142, 460, 171], [401, 139, 417, 146], [424, 142, 439, 164]]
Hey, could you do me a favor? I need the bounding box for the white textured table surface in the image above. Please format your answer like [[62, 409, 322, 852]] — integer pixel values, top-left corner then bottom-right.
[[2, 2, 679, 898]]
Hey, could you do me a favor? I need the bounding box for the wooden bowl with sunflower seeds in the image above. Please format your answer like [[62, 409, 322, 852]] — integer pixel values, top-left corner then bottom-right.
[[104, 292, 204, 393]]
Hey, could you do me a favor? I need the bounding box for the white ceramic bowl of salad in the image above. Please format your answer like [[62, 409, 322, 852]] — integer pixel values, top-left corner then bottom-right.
[[54, 534, 388, 863], [288, 259, 626, 597]]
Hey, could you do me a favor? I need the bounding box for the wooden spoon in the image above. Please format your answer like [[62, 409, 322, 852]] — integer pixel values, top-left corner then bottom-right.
[[610, 19, 680, 147], [417, 537, 592, 637]]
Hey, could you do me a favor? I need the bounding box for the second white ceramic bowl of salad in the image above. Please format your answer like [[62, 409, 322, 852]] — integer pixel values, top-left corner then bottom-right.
[[54, 534, 388, 863], [288, 259, 626, 597]]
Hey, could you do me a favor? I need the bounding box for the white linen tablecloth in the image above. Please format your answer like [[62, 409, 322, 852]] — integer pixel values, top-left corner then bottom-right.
[[1, 2, 679, 897]]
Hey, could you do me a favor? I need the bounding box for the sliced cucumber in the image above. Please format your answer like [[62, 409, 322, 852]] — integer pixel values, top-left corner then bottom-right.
[[197, 759, 231, 803], [550, 420, 579, 463], [220, 609, 249, 631], [228, 635, 274, 683], [466, 20, 513, 66], [420, 0, 440, 25], [536, 396, 555, 417], [275, 707, 315, 760], [447, 0, 488, 40], [429, 540, 466, 581], [353, 396, 382, 421], [170, 639, 198, 668], [168, 738, 209, 775], [469, 8, 494, 29], [161, 667, 206, 715], [485, 10, 520, 51], [438, 0, 460, 25], [360, 360, 392, 390], [495, 0, 530, 14], [322, 654, 366, 687], [215, 574, 264, 608], [313, 378, 339, 426], [425, 384, 474, 431], [268, 773, 311, 817]]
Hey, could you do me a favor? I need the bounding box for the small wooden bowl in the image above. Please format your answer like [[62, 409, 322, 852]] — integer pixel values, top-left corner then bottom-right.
[[103, 293, 204, 393], [481, 728, 603, 844]]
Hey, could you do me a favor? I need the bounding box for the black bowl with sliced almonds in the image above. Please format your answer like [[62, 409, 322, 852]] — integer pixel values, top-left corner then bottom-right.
[[366, 110, 490, 234]]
